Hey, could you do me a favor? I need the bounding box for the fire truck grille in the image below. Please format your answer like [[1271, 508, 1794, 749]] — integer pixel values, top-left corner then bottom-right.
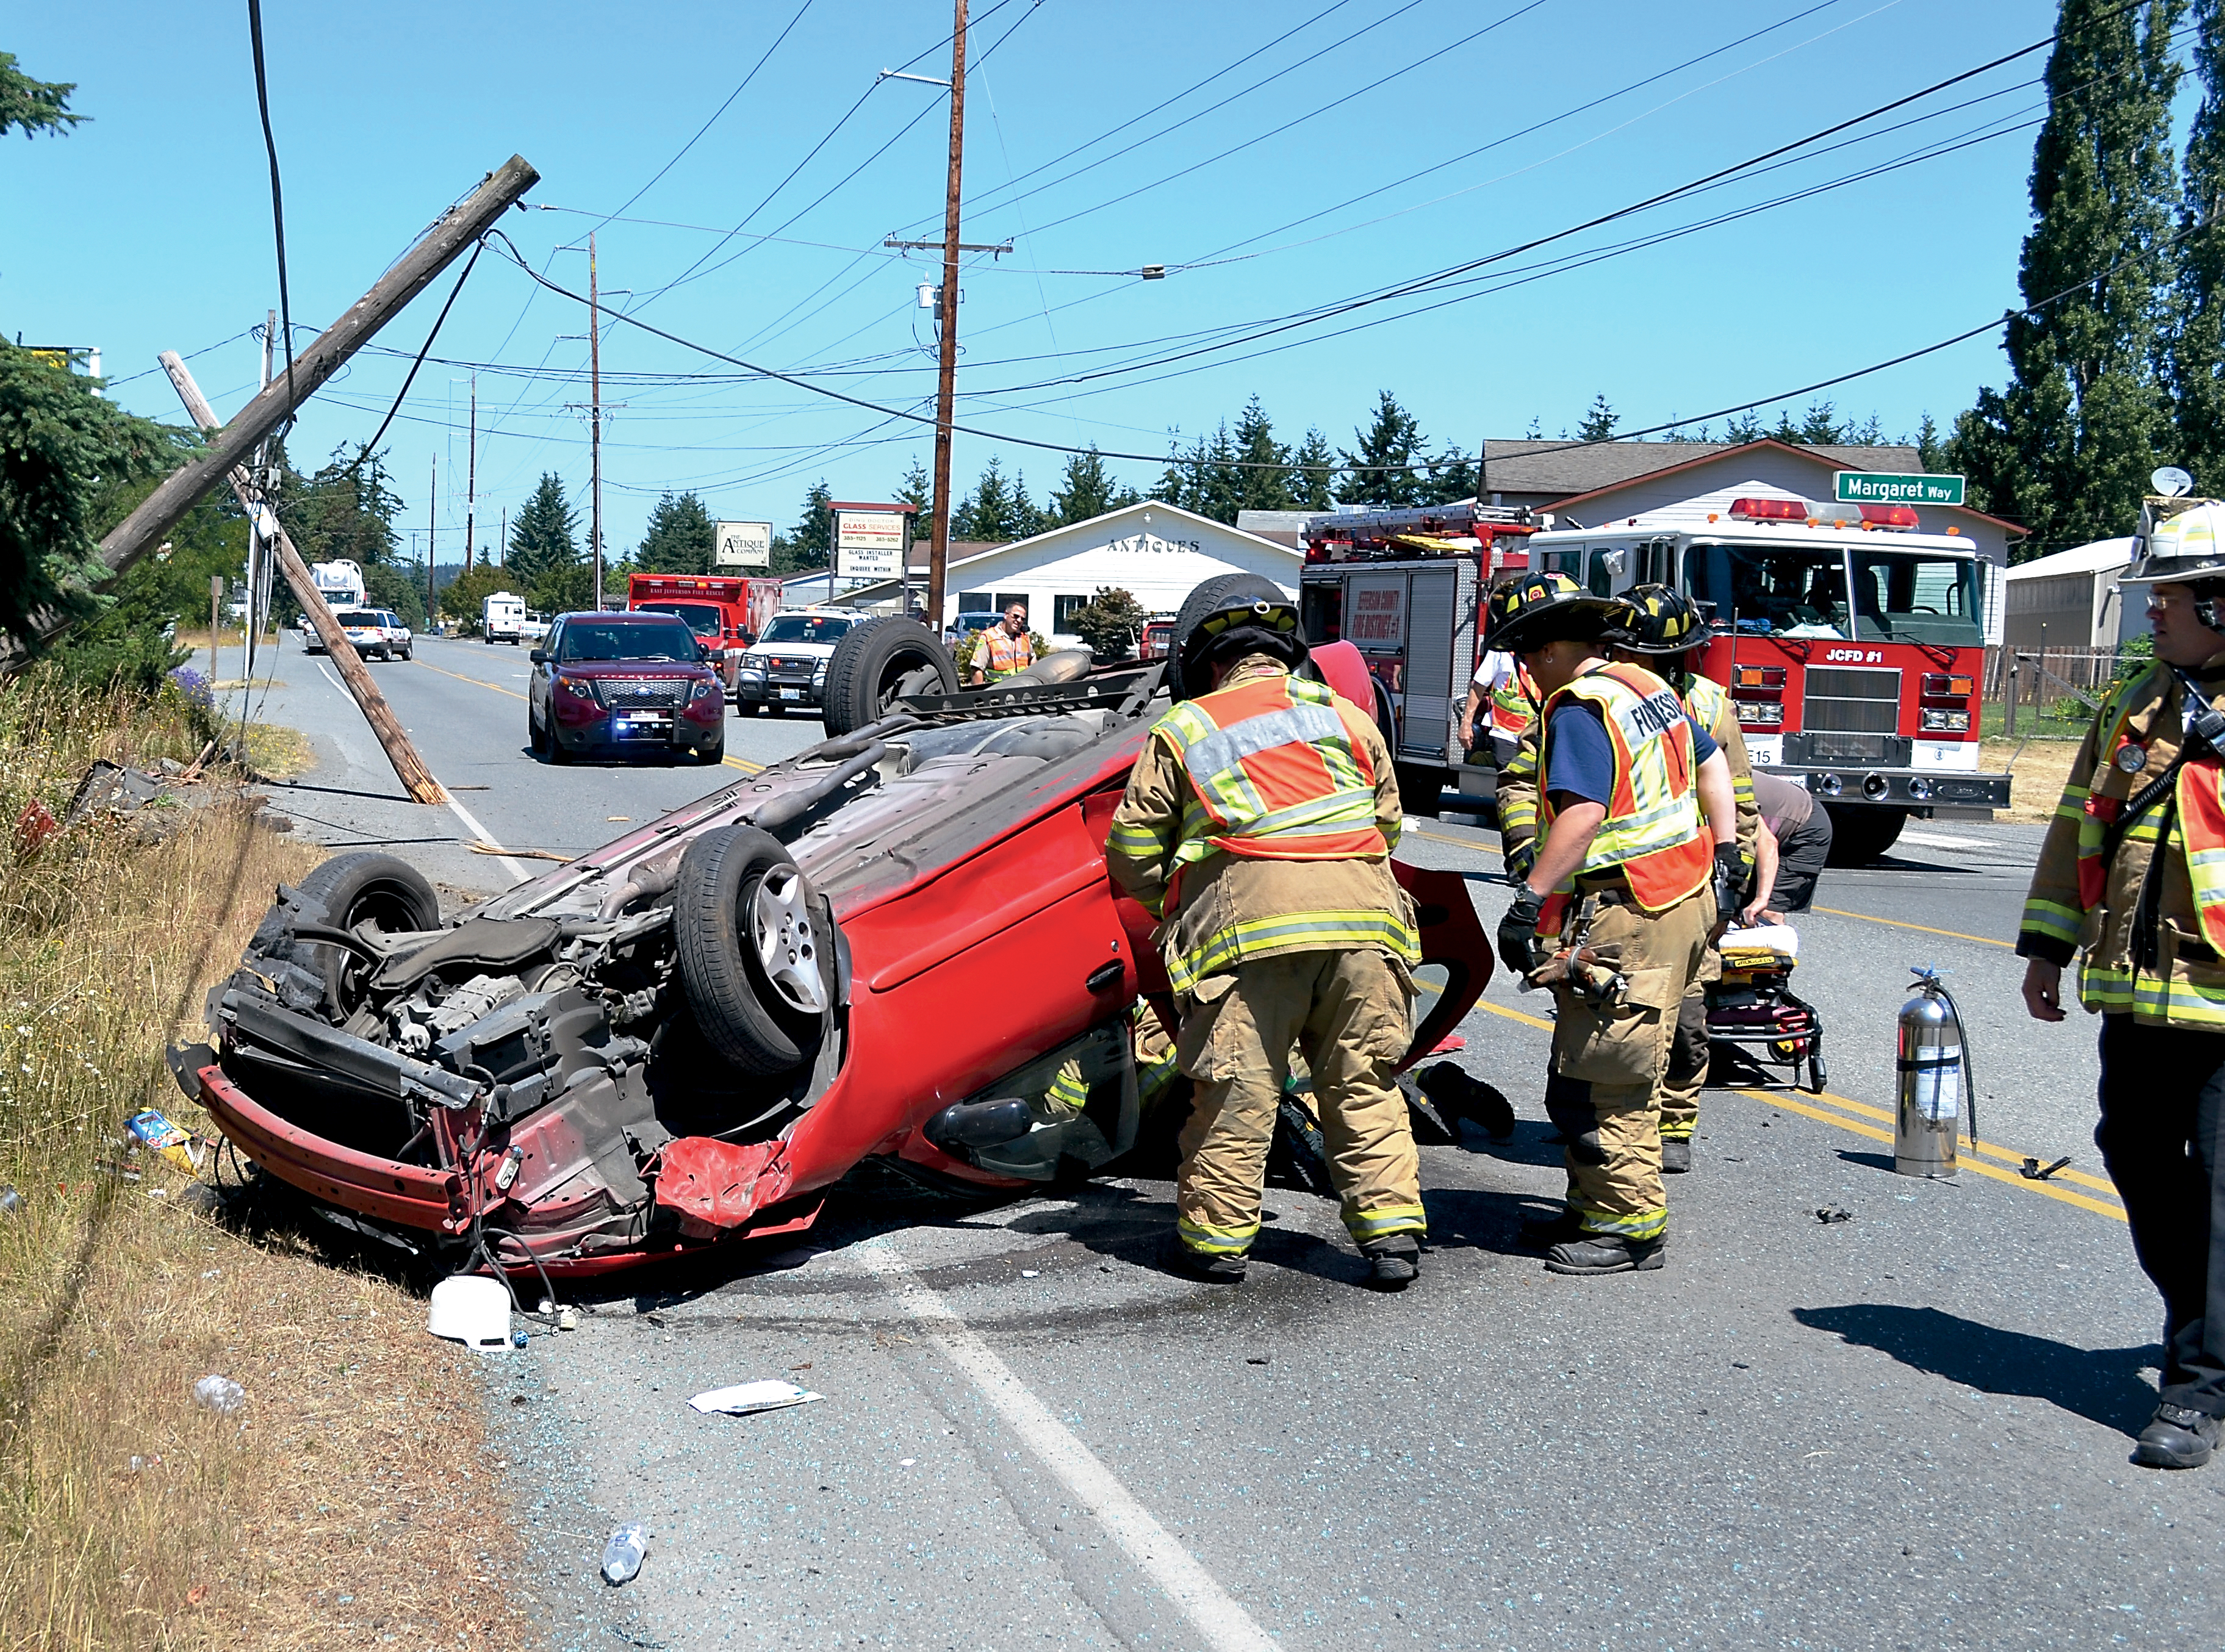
[[599, 679, 688, 710], [1803, 666, 1901, 738]]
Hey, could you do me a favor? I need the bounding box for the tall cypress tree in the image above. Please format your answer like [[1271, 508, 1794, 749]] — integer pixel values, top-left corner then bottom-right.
[[1950, 0, 2184, 550], [1289, 428, 1337, 511], [1049, 447, 1118, 525], [1230, 397, 1295, 516], [2175, 0, 2225, 493], [633, 491, 716, 575]]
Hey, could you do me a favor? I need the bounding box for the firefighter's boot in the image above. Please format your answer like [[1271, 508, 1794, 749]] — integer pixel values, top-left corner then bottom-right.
[[2133, 1404, 2221, 1470], [1544, 1232, 1667, 1275], [1517, 1208, 1585, 1249], [1361, 1234, 1420, 1291], [1159, 1237, 1246, 1284]]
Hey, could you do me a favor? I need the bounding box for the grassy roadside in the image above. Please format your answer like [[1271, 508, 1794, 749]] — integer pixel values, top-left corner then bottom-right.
[[0, 678, 528, 1650], [1984, 736, 2078, 826]]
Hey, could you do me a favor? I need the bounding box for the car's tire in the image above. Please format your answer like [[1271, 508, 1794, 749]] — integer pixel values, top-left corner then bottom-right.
[[766, 702, 785, 718], [400, 645, 412, 661], [296, 852, 440, 1013], [1168, 572, 1293, 702], [673, 825, 836, 1074], [822, 617, 958, 734], [737, 700, 763, 717], [697, 738, 726, 766], [548, 724, 572, 764], [1822, 804, 1905, 866], [528, 709, 544, 756]]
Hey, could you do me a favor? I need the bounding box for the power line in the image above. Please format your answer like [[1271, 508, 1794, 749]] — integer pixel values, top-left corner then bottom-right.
[[243, 0, 295, 433]]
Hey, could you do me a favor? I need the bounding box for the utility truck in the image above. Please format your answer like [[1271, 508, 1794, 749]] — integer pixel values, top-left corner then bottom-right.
[[482, 591, 527, 645], [1301, 494, 2011, 861]]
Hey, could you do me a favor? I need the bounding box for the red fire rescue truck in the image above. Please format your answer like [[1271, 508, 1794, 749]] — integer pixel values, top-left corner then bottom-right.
[[1301, 495, 2011, 862], [626, 573, 782, 700]]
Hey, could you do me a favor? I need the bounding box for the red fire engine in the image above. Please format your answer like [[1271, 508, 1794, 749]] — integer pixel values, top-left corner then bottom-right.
[[1301, 495, 2011, 861], [626, 573, 782, 699]]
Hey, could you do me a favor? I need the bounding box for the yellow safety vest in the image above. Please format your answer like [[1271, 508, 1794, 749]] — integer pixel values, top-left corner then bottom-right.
[[1538, 662, 1711, 911], [977, 627, 1034, 680]]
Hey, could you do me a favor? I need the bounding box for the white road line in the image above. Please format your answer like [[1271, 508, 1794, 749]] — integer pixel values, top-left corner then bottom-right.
[[317, 659, 531, 884], [858, 1240, 1279, 1652]]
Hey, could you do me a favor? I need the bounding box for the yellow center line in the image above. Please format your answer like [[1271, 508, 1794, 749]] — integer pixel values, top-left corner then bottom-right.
[[1465, 996, 2123, 1218], [410, 659, 764, 774], [1811, 905, 2011, 949]]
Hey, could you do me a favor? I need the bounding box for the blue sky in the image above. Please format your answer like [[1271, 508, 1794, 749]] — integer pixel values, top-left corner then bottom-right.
[[5, 1, 2083, 559]]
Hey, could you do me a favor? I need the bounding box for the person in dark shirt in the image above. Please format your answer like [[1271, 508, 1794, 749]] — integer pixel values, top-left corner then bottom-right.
[[1744, 771, 1832, 919]]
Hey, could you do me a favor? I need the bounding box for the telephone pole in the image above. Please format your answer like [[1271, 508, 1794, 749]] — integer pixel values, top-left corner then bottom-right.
[[926, 0, 968, 632], [589, 231, 605, 611], [464, 371, 478, 569], [427, 453, 437, 624]]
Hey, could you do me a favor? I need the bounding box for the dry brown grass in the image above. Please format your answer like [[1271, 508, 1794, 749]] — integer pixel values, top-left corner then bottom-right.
[[0, 682, 531, 1651], [1985, 736, 2080, 825]]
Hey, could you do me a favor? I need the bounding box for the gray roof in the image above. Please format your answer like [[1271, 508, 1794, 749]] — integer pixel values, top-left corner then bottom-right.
[[1481, 439, 1921, 500]]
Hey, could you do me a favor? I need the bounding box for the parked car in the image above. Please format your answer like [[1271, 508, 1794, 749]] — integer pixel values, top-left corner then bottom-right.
[[181, 597, 1492, 1277], [1140, 614, 1177, 661], [377, 611, 414, 661], [332, 608, 398, 660], [731, 608, 864, 717], [525, 611, 727, 765]]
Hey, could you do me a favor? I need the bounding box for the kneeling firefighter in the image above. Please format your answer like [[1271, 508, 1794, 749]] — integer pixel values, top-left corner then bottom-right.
[[1487, 574, 1741, 1274], [1105, 586, 1426, 1290], [2018, 501, 2225, 1470]]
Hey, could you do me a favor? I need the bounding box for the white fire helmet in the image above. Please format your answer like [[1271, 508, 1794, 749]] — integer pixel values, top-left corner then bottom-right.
[[2121, 500, 2225, 585]]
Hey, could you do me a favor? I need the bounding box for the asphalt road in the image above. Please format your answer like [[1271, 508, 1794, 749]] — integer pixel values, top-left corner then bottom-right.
[[203, 640, 2217, 1650]]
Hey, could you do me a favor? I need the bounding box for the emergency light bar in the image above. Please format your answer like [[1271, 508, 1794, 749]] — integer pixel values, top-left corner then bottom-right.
[[1725, 497, 1922, 530]]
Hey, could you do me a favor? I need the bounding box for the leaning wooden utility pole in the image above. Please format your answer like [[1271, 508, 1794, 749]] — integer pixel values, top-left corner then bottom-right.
[[164, 354, 445, 805], [926, 0, 968, 633], [48, 154, 538, 659], [588, 231, 605, 611]]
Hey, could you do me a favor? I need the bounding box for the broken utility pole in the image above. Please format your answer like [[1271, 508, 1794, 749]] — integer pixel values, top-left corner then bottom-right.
[[927, 0, 968, 633], [69, 155, 539, 645], [164, 354, 445, 805]]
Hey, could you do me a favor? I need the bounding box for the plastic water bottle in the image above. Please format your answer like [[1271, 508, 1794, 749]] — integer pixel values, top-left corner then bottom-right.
[[193, 1374, 245, 1415], [601, 1522, 649, 1585]]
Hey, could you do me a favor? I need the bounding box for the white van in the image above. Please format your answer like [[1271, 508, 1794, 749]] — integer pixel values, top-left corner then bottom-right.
[[483, 592, 527, 645]]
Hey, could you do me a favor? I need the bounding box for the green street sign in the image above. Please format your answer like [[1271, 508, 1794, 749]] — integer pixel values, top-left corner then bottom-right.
[[1833, 470, 1965, 508]]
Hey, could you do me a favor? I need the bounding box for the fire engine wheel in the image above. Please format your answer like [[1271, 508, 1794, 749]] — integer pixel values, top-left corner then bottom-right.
[[1821, 804, 1906, 866], [1394, 763, 1445, 819], [821, 617, 957, 736], [1168, 572, 1293, 701], [297, 852, 441, 1014], [672, 825, 838, 1075]]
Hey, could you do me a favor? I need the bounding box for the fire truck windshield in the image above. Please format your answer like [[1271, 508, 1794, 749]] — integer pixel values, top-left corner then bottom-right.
[[1684, 544, 1983, 646], [1684, 544, 1852, 637]]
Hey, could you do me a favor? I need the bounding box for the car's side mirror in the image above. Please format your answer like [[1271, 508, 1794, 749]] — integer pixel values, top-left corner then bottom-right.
[[529, 648, 547, 664]]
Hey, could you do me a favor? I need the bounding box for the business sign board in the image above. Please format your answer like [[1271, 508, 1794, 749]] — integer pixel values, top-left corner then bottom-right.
[[835, 509, 908, 581], [1833, 471, 1966, 508], [714, 520, 772, 569]]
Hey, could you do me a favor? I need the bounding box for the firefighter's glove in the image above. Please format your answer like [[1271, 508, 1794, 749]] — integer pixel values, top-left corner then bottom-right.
[[1711, 842, 1744, 927], [1497, 888, 1548, 981]]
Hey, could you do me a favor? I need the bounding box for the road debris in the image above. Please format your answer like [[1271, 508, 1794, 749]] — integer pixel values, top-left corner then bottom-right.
[[1816, 1205, 1855, 1224], [2021, 1155, 2074, 1180], [426, 1274, 513, 1350], [687, 1380, 822, 1417], [192, 1374, 245, 1415], [601, 1521, 649, 1585], [125, 1107, 203, 1173]]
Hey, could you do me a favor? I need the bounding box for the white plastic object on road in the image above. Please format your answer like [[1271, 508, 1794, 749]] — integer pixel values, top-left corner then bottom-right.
[[686, 1379, 822, 1417], [426, 1274, 512, 1349], [601, 1521, 649, 1584], [192, 1374, 245, 1415]]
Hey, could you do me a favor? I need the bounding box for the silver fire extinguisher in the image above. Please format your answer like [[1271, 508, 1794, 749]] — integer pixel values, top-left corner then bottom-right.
[[1896, 966, 1975, 1178]]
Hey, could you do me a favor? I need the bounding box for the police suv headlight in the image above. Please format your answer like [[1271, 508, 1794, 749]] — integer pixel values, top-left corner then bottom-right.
[[689, 676, 721, 702], [1919, 707, 1971, 732], [737, 653, 766, 675]]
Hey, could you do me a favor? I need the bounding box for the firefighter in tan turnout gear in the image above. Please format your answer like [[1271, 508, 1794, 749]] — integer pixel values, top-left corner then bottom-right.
[[1105, 583, 1426, 1291], [1497, 585, 1757, 1174], [1487, 574, 1742, 1274], [2017, 497, 2225, 1471]]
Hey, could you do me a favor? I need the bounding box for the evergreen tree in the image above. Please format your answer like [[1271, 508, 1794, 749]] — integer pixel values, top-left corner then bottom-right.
[[1949, 0, 2185, 542], [952, 458, 1015, 539], [1576, 395, 1619, 442], [1423, 444, 1479, 505], [506, 472, 577, 586], [634, 490, 716, 575], [1048, 447, 1118, 525], [1007, 470, 1048, 540], [1231, 397, 1295, 516], [790, 478, 832, 566], [1723, 411, 1766, 443], [1915, 413, 1949, 472], [281, 442, 404, 567], [1340, 391, 1427, 508], [0, 51, 83, 140], [1289, 427, 1337, 511], [896, 458, 933, 544], [2173, 0, 2225, 493]]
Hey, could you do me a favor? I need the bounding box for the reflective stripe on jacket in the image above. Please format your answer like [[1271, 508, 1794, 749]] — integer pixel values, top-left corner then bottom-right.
[[978, 627, 1035, 679], [2021, 660, 2225, 1026], [1538, 661, 1711, 912], [1153, 673, 1390, 907]]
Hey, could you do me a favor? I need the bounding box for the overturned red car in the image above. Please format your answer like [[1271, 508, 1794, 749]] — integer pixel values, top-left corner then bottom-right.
[[184, 613, 1493, 1276]]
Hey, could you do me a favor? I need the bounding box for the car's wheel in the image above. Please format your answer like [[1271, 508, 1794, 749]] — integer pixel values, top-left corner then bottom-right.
[[528, 706, 547, 756], [1168, 572, 1293, 702], [547, 724, 572, 765], [295, 852, 440, 1013], [822, 617, 958, 734], [400, 645, 412, 660], [737, 700, 763, 717], [673, 825, 836, 1074], [697, 737, 726, 766], [1822, 804, 1905, 866], [766, 702, 785, 718]]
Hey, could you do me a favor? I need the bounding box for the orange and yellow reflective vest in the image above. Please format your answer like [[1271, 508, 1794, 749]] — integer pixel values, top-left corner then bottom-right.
[[976, 626, 1035, 679], [1537, 661, 1712, 912], [1487, 655, 1541, 736]]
